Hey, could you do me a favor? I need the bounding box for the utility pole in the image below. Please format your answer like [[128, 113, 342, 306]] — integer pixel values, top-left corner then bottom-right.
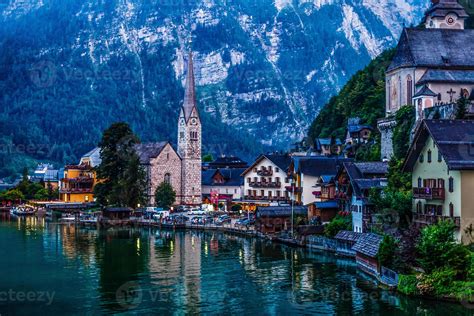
[[291, 176, 294, 238]]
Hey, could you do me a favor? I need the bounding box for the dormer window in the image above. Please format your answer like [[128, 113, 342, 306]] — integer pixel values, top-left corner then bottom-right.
[[419, 154, 424, 163]]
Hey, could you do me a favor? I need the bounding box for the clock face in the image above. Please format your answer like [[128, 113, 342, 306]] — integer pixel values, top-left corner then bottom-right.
[[191, 118, 197, 125], [180, 118, 185, 125], [446, 16, 455, 25]]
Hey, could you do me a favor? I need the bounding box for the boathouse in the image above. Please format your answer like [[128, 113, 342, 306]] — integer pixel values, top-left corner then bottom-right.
[[352, 233, 383, 277], [256, 206, 308, 234]]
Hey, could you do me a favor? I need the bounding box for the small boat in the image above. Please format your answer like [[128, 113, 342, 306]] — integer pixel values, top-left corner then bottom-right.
[[79, 214, 98, 225], [60, 214, 76, 222], [10, 206, 36, 216]]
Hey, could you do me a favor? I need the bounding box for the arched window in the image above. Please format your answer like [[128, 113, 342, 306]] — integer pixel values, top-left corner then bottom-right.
[[427, 150, 432, 163], [164, 173, 171, 184], [418, 177, 422, 188], [419, 154, 424, 163], [406, 75, 413, 105], [449, 203, 454, 217]]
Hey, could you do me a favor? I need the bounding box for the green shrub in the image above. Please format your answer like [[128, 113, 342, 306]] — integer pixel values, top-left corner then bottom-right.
[[398, 274, 419, 296], [324, 215, 351, 238], [417, 220, 471, 278], [378, 235, 398, 269]]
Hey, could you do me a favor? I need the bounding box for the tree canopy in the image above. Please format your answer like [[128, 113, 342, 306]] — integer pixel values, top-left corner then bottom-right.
[[94, 122, 146, 208]]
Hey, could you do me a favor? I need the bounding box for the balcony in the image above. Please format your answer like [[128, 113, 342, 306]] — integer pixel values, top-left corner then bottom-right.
[[60, 187, 93, 194], [257, 169, 273, 176], [413, 187, 445, 200], [250, 181, 281, 188], [413, 213, 461, 228]]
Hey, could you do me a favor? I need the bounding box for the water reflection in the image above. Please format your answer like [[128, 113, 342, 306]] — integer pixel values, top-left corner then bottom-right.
[[0, 216, 471, 315]]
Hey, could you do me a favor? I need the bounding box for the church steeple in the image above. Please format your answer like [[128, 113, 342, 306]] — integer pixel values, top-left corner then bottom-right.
[[177, 50, 202, 206], [182, 52, 198, 122], [424, 0, 469, 29]]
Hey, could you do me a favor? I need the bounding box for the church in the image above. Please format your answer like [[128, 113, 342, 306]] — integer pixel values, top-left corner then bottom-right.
[[135, 52, 202, 206], [378, 0, 474, 159]]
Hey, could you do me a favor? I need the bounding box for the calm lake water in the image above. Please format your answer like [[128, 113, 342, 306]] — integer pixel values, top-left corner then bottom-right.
[[0, 214, 471, 315]]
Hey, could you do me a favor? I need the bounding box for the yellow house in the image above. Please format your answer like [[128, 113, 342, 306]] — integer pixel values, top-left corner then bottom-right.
[[403, 120, 474, 244], [59, 148, 101, 203]]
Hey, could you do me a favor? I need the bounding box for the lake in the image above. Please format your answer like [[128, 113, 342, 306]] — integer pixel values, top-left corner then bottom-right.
[[0, 214, 470, 315]]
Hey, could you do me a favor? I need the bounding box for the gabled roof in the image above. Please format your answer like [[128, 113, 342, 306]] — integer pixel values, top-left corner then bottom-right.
[[242, 153, 292, 176], [352, 233, 383, 258], [135, 142, 171, 164], [293, 156, 352, 177], [335, 230, 363, 242], [413, 85, 438, 98], [80, 147, 102, 167], [387, 28, 474, 72], [202, 168, 246, 186], [418, 69, 474, 85], [342, 162, 388, 197], [403, 120, 474, 171]]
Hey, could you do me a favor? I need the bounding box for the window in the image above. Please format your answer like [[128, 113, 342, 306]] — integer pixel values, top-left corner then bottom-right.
[[449, 203, 454, 217], [260, 190, 265, 197], [419, 154, 424, 163], [275, 168, 279, 173], [418, 177, 422, 188], [247, 177, 251, 183], [407, 75, 413, 105], [190, 131, 198, 140], [438, 178, 445, 188], [276, 190, 281, 197], [276, 177, 280, 183], [449, 177, 454, 193], [285, 178, 289, 183], [427, 150, 432, 163], [268, 166, 272, 171], [234, 189, 237, 194], [254, 168, 257, 172], [166, 153, 169, 160], [164, 173, 171, 184], [268, 191, 272, 198]]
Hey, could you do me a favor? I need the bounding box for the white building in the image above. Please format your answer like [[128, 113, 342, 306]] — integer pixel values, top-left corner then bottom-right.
[[241, 154, 292, 204]]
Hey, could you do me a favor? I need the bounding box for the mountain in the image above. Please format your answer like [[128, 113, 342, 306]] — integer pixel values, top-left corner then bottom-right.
[[0, 0, 427, 177]]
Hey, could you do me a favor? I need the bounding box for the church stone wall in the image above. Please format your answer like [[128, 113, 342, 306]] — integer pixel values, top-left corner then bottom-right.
[[147, 144, 182, 206]]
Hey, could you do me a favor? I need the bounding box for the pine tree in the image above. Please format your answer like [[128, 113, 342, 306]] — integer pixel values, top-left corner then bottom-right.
[[94, 122, 146, 208]]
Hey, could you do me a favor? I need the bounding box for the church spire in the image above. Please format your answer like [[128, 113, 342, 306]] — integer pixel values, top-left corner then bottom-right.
[[182, 51, 197, 122]]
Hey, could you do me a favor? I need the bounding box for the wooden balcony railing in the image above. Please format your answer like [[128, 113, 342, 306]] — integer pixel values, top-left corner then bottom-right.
[[413, 213, 460, 228], [257, 169, 273, 176], [413, 187, 445, 200], [250, 182, 281, 188]]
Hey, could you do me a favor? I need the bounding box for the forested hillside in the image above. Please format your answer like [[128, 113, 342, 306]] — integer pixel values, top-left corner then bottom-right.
[[307, 49, 395, 142]]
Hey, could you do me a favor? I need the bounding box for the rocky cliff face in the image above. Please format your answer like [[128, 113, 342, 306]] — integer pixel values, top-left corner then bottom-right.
[[0, 0, 427, 162]]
